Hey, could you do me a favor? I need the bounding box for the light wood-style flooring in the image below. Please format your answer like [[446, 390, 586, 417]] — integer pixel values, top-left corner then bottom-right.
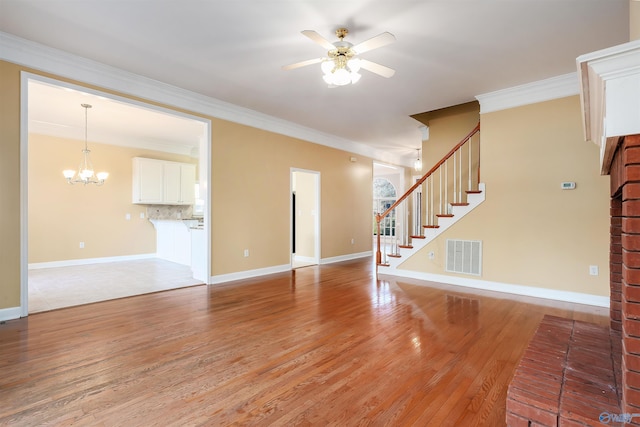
[[0, 258, 608, 426], [28, 258, 203, 313]]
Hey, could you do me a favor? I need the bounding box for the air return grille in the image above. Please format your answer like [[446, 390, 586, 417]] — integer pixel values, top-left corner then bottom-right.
[[445, 239, 482, 276]]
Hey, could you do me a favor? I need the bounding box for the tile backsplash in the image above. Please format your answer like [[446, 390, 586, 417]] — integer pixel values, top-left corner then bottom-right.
[[146, 205, 194, 220]]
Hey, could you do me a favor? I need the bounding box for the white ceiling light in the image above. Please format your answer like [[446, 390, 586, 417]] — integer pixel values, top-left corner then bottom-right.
[[63, 103, 109, 185]]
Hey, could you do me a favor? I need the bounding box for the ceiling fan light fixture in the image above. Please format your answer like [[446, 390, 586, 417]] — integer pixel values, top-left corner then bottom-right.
[[321, 60, 334, 75], [347, 58, 361, 73]]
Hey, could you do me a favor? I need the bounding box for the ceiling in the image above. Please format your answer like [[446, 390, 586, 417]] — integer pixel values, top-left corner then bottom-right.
[[0, 0, 631, 164]]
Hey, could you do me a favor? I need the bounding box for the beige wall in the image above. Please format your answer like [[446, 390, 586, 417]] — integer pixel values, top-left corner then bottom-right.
[[414, 102, 480, 172], [1, 59, 375, 310], [28, 133, 195, 263], [0, 61, 21, 308], [210, 119, 373, 275], [399, 96, 610, 297], [632, 0, 640, 41]]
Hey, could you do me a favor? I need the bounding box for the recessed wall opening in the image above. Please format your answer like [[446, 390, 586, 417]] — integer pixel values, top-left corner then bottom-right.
[[21, 73, 212, 315]]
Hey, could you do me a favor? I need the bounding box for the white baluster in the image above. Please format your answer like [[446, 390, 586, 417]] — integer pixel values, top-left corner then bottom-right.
[[468, 137, 472, 191]]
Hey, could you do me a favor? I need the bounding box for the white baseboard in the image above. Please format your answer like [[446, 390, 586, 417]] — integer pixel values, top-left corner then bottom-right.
[[0, 306, 23, 322], [321, 251, 372, 265], [209, 251, 374, 284], [380, 269, 610, 308], [210, 264, 291, 285], [28, 253, 157, 270]]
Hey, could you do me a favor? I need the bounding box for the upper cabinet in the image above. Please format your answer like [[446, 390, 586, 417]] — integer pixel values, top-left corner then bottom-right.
[[133, 157, 196, 205]]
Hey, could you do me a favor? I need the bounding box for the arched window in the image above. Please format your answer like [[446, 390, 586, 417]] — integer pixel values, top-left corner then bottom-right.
[[373, 178, 397, 236]]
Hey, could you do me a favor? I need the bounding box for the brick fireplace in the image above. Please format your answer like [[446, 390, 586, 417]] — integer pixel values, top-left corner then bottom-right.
[[609, 134, 640, 420], [505, 39, 640, 427]]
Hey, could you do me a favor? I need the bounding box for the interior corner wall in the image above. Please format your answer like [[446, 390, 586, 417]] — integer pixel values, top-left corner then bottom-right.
[[28, 133, 196, 263], [399, 96, 611, 297]]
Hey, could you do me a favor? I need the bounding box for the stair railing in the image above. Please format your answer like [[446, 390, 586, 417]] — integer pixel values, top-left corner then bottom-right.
[[375, 123, 480, 265]]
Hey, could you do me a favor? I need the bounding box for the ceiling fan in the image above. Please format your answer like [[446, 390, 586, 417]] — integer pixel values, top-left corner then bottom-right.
[[282, 28, 396, 87]]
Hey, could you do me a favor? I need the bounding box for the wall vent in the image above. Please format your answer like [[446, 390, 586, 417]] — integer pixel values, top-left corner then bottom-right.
[[446, 239, 482, 276]]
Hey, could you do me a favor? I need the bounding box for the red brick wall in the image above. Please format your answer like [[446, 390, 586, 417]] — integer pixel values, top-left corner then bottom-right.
[[609, 134, 640, 423]]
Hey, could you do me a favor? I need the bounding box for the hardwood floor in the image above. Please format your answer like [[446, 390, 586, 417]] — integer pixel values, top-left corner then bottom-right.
[[0, 258, 608, 426]]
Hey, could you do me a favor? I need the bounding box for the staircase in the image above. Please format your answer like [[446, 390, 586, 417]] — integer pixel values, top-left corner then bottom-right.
[[375, 123, 484, 272]]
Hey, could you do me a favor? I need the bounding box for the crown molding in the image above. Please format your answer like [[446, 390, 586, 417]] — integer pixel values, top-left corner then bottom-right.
[[0, 31, 407, 166], [476, 72, 579, 114]]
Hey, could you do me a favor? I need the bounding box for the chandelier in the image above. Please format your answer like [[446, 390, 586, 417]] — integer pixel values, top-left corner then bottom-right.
[[63, 103, 108, 185]]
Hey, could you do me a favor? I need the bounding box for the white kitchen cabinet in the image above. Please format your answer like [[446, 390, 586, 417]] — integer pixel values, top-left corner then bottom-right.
[[133, 157, 196, 205], [132, 157, 164, 204]]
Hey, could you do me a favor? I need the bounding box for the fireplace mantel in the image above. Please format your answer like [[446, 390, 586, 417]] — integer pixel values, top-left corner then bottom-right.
[[577, 39, 640, 174]]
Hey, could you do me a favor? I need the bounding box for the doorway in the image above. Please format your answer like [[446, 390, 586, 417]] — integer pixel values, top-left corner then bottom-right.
[[291, 169, 320, 268], [20, 73, 212, 315]]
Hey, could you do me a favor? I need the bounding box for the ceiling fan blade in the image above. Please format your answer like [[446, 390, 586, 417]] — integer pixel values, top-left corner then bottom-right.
[[352, 32, 396, 54], [359, 59, 396, 78], [282, 57, 323, 71], [301, 30, 335, 50]]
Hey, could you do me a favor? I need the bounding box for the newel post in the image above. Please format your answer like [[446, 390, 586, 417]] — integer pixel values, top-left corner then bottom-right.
[[375, 214, 382, 265]]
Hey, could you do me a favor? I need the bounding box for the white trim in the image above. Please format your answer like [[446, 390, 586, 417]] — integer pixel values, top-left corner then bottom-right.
[[321, 251, 373, 265], [28, 253, 157, 270], [20, 70, 29, 317], [379, 269, 609, 308], [0, 307, 23, 322], [294, 255, 317, 264], [209, 264, 291, 285], [476, 73, 579, 114], [0, 31, 408, 167]]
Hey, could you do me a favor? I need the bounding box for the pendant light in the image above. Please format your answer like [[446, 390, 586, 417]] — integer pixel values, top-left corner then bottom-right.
[[414, 148, 422, 172]]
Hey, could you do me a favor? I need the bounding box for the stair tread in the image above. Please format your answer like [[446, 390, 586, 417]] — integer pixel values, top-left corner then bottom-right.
[[436, 214, 454, 218], [450, 202, 469, 206], [466, 190, 482, 194], [423, 225, 440, 229], [410, 235, 426, 239], [398, 245, 413, 249], [387, 254, 401, 258]]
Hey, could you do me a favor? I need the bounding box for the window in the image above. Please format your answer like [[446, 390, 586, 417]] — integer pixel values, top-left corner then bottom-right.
[[373, 178, 397, 236]]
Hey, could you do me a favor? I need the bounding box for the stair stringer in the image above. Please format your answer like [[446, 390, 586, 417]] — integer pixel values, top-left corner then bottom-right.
[[378, 183, 486, 273]]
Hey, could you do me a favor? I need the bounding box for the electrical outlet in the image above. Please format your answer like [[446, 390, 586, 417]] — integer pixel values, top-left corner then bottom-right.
[[244, 249, 249, 257], [589, 265, 599, 276], [125, 213, 131, 220], [79, 242, 85, 249], [351, 238, 355, 245], [429, 251, 435, 260], [140, 212, 145, 219]]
